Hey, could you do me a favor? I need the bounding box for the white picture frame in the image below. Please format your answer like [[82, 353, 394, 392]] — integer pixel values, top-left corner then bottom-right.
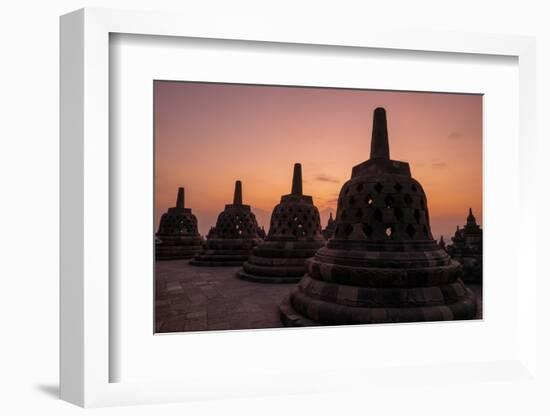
[[60, 7, 539, 408]]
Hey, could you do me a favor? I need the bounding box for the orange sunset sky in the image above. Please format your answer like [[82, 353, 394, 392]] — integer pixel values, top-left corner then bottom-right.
[[154, 81, 482, 242]]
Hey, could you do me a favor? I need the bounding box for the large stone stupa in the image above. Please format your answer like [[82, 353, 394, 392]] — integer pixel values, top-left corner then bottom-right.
[[155, 187, 203, 260], [191, 180, 261, 266], [237, 163, 325, 283], [279, 107, 477, 326]]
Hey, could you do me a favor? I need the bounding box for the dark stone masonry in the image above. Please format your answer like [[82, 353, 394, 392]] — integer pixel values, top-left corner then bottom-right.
[[191, 180, 262, 266], [236, 163, 325, 283], [447, 208, 483, 284], [155, 187, 203, 260], [322, 212, 336, 240], [279, 107, 478, 326]]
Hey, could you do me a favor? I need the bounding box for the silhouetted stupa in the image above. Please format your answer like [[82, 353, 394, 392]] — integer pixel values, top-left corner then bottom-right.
[[447, 208, 483, 283], [279, 107, 477, 326], [155, 187, 203, 260], [191, 181, 261, 266], [322, 212, 336, 240], [237, 164, 325, 283]]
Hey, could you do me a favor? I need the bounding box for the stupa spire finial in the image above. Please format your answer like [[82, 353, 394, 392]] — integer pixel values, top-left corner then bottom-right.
[[370, 107, 390, 160], [176, 187, 185, 209], [233, 180, 243, 205], [291, 163, 303, 196], [467, 207, 477, 226]]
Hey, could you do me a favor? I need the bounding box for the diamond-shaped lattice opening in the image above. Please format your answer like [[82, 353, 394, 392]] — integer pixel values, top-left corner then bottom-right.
[[373, 208, 383, 222], [394, 182, 403, 192], [362, 223, 373, 237], [414, 209, 421, 224], [404, 194, 413, 206], [406, 224, 416, 238], [385, 227, 392, 238], [355, 208, 363, 219], [374, 182, 383, 193], [384, 194, 394, 208]]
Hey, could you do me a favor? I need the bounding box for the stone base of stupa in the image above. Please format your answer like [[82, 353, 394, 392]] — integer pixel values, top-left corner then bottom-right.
[[190, 238, 259, 267], [279, 245, 478, 326], [155, 237, 203, 260], [236, 240, 324, 284]]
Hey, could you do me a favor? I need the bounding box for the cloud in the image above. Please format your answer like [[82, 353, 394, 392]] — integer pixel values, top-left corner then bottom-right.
[[448, 131, 464, 140], [432, 162, 448, 169], [314, 174, 340, 184]]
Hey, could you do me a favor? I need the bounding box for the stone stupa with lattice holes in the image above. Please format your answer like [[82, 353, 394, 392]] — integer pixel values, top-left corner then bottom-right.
[[236, 163, 325, 283], [191, 180, 262, 266], [155, 187, 203, 260], [279, 107, 477, 326]]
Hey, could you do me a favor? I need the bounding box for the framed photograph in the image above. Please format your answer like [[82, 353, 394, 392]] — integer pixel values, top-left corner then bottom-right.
[[60, 8, 539, 408], [153, 81, 483, 333]]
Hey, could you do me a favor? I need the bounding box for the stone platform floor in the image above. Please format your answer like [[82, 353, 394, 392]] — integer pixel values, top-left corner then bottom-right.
[[155, 260, 292, 333], [155, 259, 483, 333]]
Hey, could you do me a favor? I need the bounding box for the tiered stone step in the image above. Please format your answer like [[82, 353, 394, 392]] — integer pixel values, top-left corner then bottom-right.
[[235, 163, 325, 284], [237, 240, 323, 283]]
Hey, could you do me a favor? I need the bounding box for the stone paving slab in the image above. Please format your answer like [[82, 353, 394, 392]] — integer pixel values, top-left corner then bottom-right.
[[155, 260, 293, 333], [155, 259, 483, 332]]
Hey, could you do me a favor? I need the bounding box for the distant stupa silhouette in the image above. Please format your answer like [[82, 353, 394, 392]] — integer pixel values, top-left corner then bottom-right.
[[236, 163, 325, 283], [191, 180, 261, 266], [280, 107, 477, 326], [447, 208, 483, 283], [155, 187, 203, 260], [322, 212, 336, 240]]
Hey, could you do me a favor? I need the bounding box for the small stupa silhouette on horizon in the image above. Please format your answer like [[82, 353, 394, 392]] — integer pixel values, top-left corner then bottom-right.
[[447, 208, 483, 283]]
